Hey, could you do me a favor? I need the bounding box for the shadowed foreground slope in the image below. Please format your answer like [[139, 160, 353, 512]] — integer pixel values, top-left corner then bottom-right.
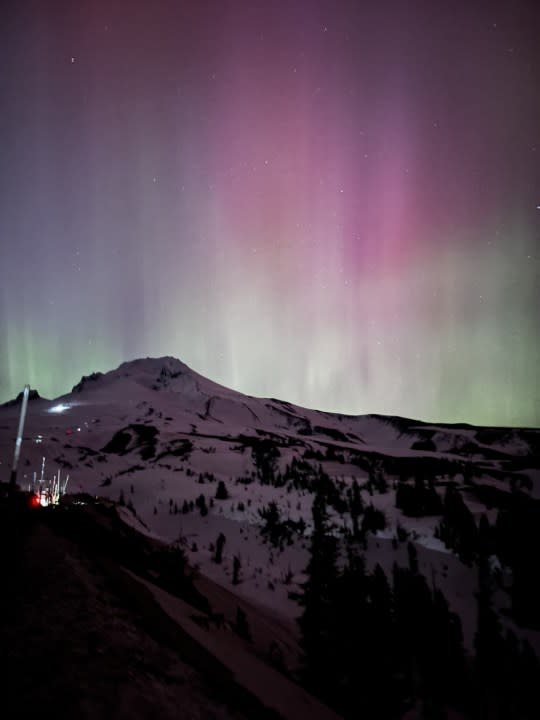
[[0, 497, 340, 720], [0, 508, 248, 719]]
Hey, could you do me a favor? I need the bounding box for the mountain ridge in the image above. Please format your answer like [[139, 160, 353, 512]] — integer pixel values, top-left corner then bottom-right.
[[1, 354, 539, 718]]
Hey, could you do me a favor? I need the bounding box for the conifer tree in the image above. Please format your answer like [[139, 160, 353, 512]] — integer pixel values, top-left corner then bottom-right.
[[214, 532, 226, 563], [298, 488, 340, 697], [215, 480, 229, 500], [233, 554, 241, 584], [407, 541, 419, 574], [349, 479, 363, 537]]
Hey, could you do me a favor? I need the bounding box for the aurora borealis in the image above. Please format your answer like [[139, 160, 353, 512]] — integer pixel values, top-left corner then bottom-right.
[[0, 0, 538, 426]]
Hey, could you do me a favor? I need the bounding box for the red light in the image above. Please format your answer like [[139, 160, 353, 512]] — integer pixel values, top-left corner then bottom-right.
[[30, 495, 41, 508]]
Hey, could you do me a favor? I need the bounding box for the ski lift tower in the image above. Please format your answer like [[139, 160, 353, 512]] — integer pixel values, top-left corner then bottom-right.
[[9, 384, 30, 493]]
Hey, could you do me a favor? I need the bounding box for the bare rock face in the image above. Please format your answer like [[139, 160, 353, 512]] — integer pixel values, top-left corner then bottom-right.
[[72, 372, 104, 393], [2, 388, 41, 407]]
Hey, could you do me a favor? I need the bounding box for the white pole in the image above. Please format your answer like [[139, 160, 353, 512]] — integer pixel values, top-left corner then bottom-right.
[[10, 385, 30, 489]]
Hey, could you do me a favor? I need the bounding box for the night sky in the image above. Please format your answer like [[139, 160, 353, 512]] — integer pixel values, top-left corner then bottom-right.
[[1, 0, 538, 426]]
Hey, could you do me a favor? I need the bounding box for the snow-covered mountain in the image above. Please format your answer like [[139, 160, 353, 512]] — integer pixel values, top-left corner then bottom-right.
[[1, 356, 539, 719]]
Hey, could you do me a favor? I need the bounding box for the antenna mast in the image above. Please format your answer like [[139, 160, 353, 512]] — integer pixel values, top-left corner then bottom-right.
[[10, 385, 30, 491]]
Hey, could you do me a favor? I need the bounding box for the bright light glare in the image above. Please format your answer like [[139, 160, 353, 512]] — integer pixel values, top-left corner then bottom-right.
[[48, 403, 70, 414]]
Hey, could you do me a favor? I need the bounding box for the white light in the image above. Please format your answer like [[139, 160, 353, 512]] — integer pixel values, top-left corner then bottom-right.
[[48, 403, 70, 414]]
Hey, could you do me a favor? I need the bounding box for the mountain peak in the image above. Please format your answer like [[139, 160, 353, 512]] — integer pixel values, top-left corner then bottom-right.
[[116, 356, 190, 376], [71, 356, 192, 394], [2, 388, 42, 407]]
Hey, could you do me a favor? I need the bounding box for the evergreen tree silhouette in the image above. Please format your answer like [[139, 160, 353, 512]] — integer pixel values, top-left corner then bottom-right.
[[232, 554, 241, 584], [215, 480, 229, 499], [214, 532, 226, 563], [349, 478, 364, 537], [298, 487, 340, 700]]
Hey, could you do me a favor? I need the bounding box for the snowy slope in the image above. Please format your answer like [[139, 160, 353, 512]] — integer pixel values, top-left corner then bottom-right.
[[1, 356, 539, 659]]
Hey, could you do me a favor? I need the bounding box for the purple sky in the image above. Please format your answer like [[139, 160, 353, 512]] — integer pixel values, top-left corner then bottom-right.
[[0, 0, 539, 425]]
